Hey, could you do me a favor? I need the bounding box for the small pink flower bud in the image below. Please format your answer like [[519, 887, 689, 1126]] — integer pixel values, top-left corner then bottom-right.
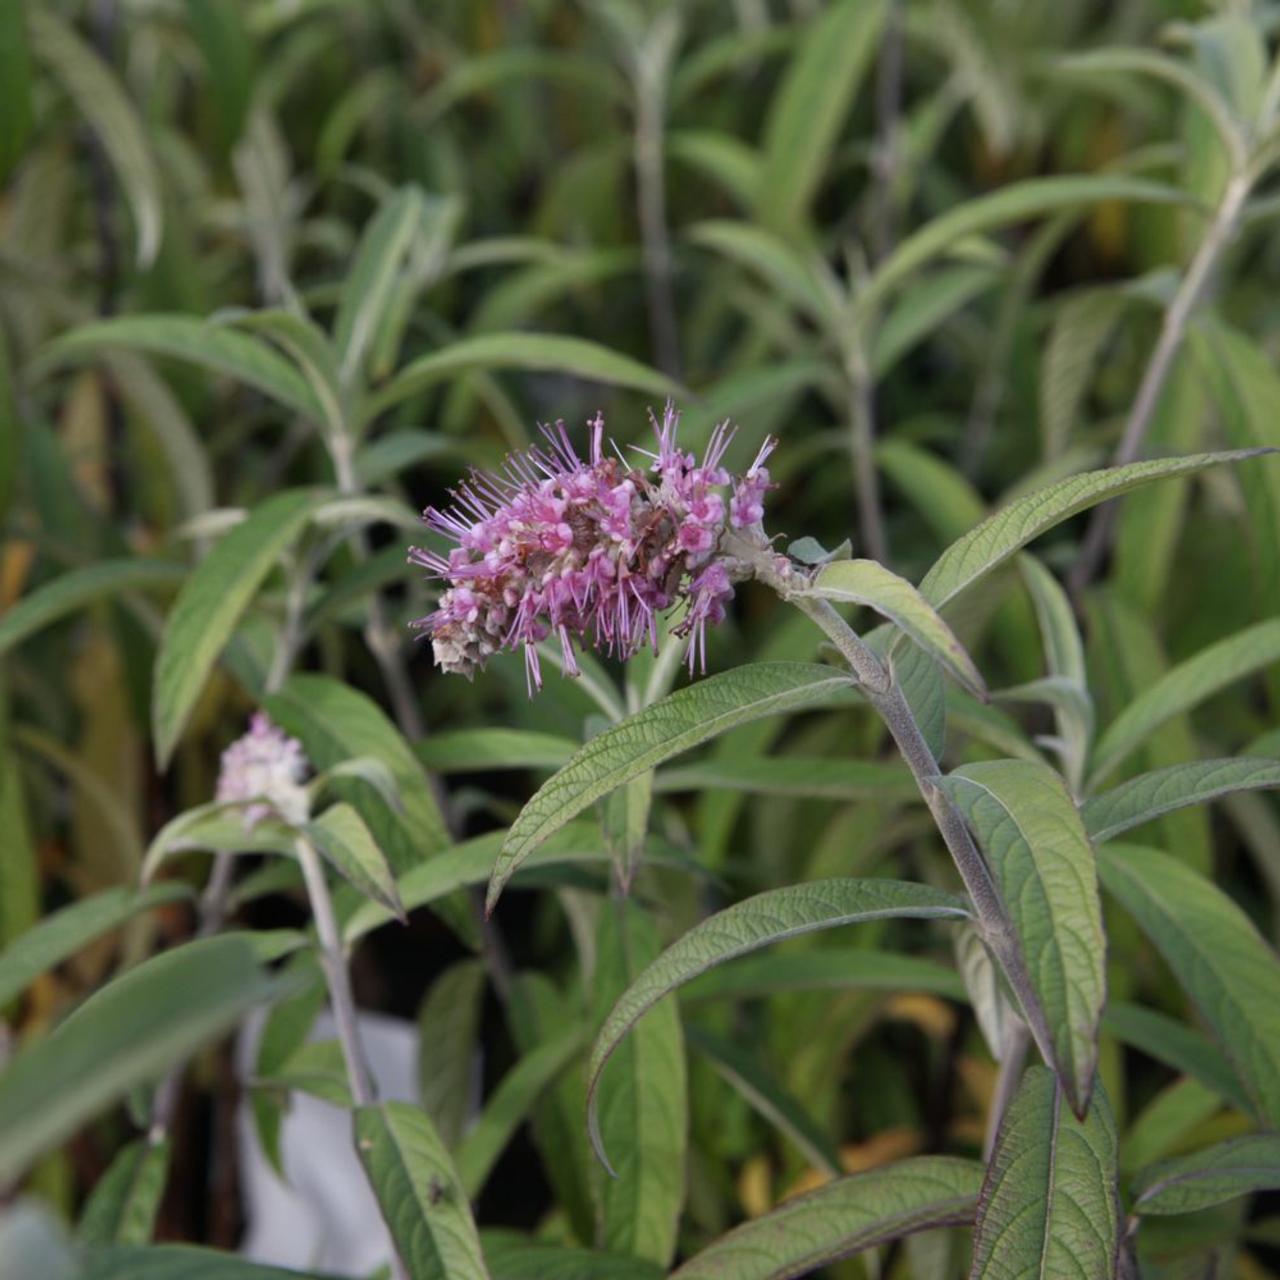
[[216, 712, 310, 829]]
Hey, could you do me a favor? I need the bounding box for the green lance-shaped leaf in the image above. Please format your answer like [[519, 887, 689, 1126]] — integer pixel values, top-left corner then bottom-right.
[[416, 729, 578, 774], [655, 756, 914, 801], [1102, 1001, 1250, 1113], [683, 948, 966, 1004], [591, 901, 687, 1266], [872, 264, 1002, 378], [935, 759, 1106, 1115], [1121, 1076, 1223, 1175], [80, 1246, 339, 1279], [1053, 49, 1245, 167], [810, 559, 986, 697], [856, 176, 1192, 323], [344, 823, 619, 945], [1083, 758, 1280, 843], [141, 804, 295, 882], [334, 186, 424, 385], [417, 959, 486, 1150], [1132, 1134, 1280, 1216], [480, 1234, 662, 1280], [670, 1156, 981, 1280], [1088, 618, 1280, 786], [267, 674, 449, 869], [235, 309, 346, 440], [1019, 554, 1092, 791], [756, 0, 887, 233], [354, 1102, 489, 1280], [77, 1138, 171, 1246], [686, 221, 839, 329], [0, 0, 34, 183], [970, 1066, 1120, 1279], [152, 489, 317, 766], [28, 10, 163, 265], [487, 663, 854, 912], [184, 0, 255, 154], [305, 803, 404, 921], [685, 1026, 841, 1177], [366, 333, 684, 422], [0, 935, 280, 1185], [586, 879, 969, 1171], [0, 560, 185, 656], [0, 883, 190, 1009], [918, 449, 1273, 613], [1098, 844, 1280, 1127], [37, 315, 323, 420], [455, 1027, 587, 1199], [1192, 323, 1280, 612]]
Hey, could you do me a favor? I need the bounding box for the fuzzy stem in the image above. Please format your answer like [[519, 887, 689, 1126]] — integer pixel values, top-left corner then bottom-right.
[[1069, 169, 1251, 596], [294, 838, 375, 1105], [295, 837, 410, 1280], [742, 541, 1057, 1084]]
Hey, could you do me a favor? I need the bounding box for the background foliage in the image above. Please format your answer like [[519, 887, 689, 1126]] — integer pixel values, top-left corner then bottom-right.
[[2, 0, 1280, 1277]]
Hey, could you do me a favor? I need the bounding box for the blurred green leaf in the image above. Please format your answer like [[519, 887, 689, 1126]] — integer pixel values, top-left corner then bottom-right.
[[417, 958, 485, 1150], [334, 187, 424, 386], [266, 674, 450, 869], [1084, 758, 1280, 843], [1133, 1135, 1280, 1216], [77, 1139, 170, 1246], [481, 1233, 661, 1280], [1054, 49, 1245, 166], [454, 1027, 585, 1200], [306, 803, 404, 920], [1089, 618, 1280, 786], [1103, 1002, 1250, 1112], [0, 883, 190, 1009], [756, 0, 887, 234], [28, 9, 162, 265], [0, 935, 279, 1184], [670, 1157, 981, 1279], [586, 878, 968, 1169], [40, 317, 324, 420], [683, 949, 966, 1003], [686, 1026, 840, 1177], [79, 1247, 337, 1279], [367, 334, 684, 422], [1099, 844, 1280, 1126], [0, 0, 33, 183], [415, 729, 577, 774], [185, 0, 256, 153], [591, 901, 686, 1265], [859, 176, 1194, 323], [0, 560, 184, 657], [153, 489, 317, 766], [654, 756, 914, 800]]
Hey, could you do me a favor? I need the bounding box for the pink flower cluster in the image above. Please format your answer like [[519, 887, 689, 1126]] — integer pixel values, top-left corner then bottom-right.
[[216, 712, 310, 829], [409, 405, 776, 692]]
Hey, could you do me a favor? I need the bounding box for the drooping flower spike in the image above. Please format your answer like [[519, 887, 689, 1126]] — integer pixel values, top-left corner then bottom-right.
[[409, 404, 778, 693], [216, 712, 310, 829]]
